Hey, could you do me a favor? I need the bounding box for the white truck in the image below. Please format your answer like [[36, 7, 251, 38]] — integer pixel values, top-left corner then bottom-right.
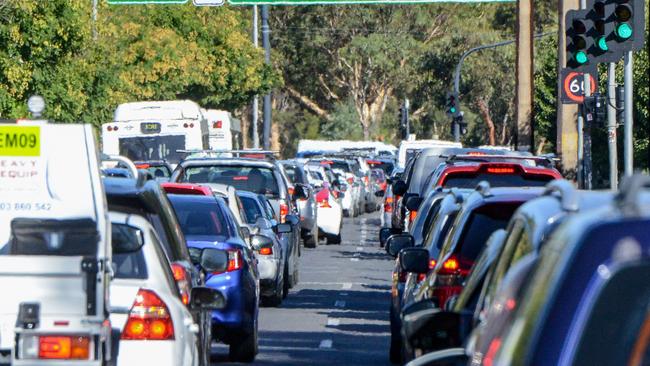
[[0, 122, 113, 365]]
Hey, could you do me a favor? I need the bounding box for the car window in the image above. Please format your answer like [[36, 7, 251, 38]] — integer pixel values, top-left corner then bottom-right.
[[261, 198, 276, 221], [181, 165, 280, 198], [112, 223, 147, 279], [169, 199, 230, 238], [442, 172, 554, 188], [283, 165, 305, 184], [572, 262, 650, 366], [240, 196, 264, 224], [486, 220, 526, 305], [144, 166, 171, 178]]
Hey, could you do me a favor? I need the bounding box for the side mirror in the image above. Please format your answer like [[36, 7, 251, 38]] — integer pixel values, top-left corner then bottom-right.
[[399, 248, 430, 273], [199, 248, 229, 273], [285, 214, 300, 226], [405, 195, 423, 211], [374, 190, 385, 198], [190, 286, 226, 310], [386, 177, 394, 185], [255, 217, 272, 230], [392, 180, 408, 196], [293, 184, 309, 200], [402, 308, 473, 355], [240, 226, 251, 241], [251, 234, 274, 251], [112, 224, 145, 254], [379, 227, 397, 247], [276, 223, 293, 234], [386, 234, 415, 258]]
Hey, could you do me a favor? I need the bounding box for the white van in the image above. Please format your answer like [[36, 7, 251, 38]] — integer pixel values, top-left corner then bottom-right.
[[0, 123, 112, 365], [397, 139, 462, 169], [203, 109, 242, 151]]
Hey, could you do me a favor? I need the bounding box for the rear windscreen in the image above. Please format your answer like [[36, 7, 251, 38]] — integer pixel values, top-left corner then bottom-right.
[[456, 202, 523, 268], [329, 161, 351, 173], [169, 198, 231, 238], [182, 166, 280, 198], [442, 173, 553, 189], [369, 162, 394, 175], [144, 165, 171, 178], [119, 136, 185, 165]]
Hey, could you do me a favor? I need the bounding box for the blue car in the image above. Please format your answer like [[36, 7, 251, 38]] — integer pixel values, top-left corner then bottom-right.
[[167, 194, 260, 363]]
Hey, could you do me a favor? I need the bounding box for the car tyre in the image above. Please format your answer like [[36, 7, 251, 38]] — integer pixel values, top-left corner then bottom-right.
[[389, 308, 403, 364], [343, 209, 350, 218], [229, 322, 258, 363], [326, 233, 342, 245], [264, 278, 283, 307], [282, 263, 290, 298], [304, 228, 317, 248]]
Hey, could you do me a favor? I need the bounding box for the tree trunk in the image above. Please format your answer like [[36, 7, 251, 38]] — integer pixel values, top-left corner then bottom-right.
[[476, 98, 496, 146]]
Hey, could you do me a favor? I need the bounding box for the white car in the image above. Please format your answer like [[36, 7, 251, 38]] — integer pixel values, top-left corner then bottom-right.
[[303, 174, 343, 245], [109, 212, 225, 366]]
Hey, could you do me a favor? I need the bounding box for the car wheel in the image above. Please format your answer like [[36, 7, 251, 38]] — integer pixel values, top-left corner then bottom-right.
[[389, 307, 403, 364], [264, 278, 283, 307], [326, 233, 342, 245], [282, 263, 290, 299], [228, 321, 258, 363], [304, 224, 318, 248], [343, 209, 350, 217]]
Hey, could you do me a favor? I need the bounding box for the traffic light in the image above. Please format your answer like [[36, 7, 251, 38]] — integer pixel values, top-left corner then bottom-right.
[[446, 92, 460, 118], [566, 9, 593, 70], [454, 113, 468, 135], [584, 92, 606, 126]]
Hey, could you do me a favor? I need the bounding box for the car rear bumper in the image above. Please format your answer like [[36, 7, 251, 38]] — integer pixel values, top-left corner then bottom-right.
[[257, 257, 280, 282], [117, 340, 180, 366], [317, 206, 342, 235]]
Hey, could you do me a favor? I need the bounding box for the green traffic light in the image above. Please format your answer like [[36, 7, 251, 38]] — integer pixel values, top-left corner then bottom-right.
[[597, 37, 608, 51], [616, 23, 633, 40], [575, 51, 588, 65], [450, 107, 456, 113]]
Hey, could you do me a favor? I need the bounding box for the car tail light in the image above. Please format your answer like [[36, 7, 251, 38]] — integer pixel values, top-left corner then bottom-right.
[[258, 247, 273, 255], [384, 196, 394, 213], [409, 210, 417, 222], [279, 201, 289, 223], [319, 200, 332, 208], [135, 164, 150, 169], [398, 270, 408, 283], [416, 259, 437, 282], [347, 177, 354, 184], [288, 186, 295, 196], [213, 120, 223, 129], [439, 256, 460, 275], [482, 337, 502, 366], [363, 176, 369, 186], [486, 166, 516, 174], [121, 289, 175, 340], [170, 263, 191, 306], [226, 249, 243, 272], [34, 336, 90, 360]]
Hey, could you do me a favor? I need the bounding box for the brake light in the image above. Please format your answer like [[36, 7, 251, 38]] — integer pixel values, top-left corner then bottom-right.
[[364, 176, 369, 186], [468, 152, 486, 156], [213, 120, 223, 129], [233, 176, 248, 181], [319, 200, 332, 208], [321, 160, 333, 165], [121, 289, 175, 340], [347, 177, 354, 184], [259, 247, 273, 255], [170, 263, 191, 306], [366, 160, 381, 165], [280, 201, 289, 223], [38, 336, 90, 360], [409, 210, 418, 222], [440, 256, 459, 274], [226, 249, 243, 272], [384, 196, 394, 213], [288, 187, 295, 196], [483, 337, 502, 366], [135, 164, 150, 169], [429, 259, 437, 269], [486, 167, 516, 174]]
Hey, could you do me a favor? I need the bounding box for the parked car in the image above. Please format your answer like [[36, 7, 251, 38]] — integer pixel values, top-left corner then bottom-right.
[[279, 160, 319, 248], [237, 190, 286, 305], [171, 157, 302, 292], [167, 194, 260, 362], [110, 211, 225, 366]]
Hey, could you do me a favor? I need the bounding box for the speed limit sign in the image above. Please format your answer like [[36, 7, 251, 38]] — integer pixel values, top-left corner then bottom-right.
[[561, 69, 598, 104]]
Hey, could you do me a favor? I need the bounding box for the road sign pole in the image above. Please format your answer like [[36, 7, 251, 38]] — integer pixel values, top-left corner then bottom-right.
[[577, 0, 589, 189], [252, 6, 260, 148], [607, 62, 618, 189], [624, 51, 634, 176], [261, 5, 271, 150]]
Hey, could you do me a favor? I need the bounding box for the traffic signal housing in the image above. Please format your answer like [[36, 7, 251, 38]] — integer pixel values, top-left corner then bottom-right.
[[566, 9, 594, 70], [446, 92, 460, 118]]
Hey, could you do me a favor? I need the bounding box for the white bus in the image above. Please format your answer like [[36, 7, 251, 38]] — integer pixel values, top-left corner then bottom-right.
[[398, 139, 462, 168], [102, 100, 209, 165], [203, 109, 242, 151]]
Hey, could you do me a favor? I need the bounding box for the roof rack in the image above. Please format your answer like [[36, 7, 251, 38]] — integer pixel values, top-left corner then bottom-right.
[[616, 174, 650, 216], [543, 179, 579, 212], [100, 154, 146, 187], [449, 188, 465, 204], [442, 154, 555, 168], [475, 181, 492, 197], [177, 149, 279, 160]]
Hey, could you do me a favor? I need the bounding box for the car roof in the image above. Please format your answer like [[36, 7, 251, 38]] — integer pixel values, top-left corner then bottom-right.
[[167, 193, 220, 204], [178, 158, 276, 169]]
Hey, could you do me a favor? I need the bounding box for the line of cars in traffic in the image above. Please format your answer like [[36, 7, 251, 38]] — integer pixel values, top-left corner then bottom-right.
[[381, 147, 650, 365]]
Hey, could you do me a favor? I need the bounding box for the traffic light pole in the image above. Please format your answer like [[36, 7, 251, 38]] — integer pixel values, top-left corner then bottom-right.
[[607, 62, 618, 189], [261, 5, 271, 150], [578, 0, 592, 190], [623, 51, 634, 176], [252, 6, 260, 149]]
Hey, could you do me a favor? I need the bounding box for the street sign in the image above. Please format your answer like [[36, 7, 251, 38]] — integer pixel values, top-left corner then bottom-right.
[[107, 0, 187, 4], [561, 69, 598, 104], [229, 0, 513, 5], [193, 0, 225, 4]]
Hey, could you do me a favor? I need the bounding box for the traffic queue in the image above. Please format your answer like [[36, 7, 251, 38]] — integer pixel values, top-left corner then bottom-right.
[[380, 144, 650, 366], [0, 117, 391, 365]]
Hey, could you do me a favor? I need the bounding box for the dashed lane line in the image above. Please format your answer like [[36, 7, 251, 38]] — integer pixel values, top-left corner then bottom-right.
[[319, 339, 333, 349], [342, 283, 353, 289], [326, 318, 340, 326], [334, 300, 346, 308]]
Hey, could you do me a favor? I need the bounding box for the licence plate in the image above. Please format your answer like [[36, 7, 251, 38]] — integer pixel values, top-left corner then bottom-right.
[[140, 122, 161, 134]]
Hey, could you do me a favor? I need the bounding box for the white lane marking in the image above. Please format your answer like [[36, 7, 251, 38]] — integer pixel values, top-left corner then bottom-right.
[[340, 292, 349, 296], [319, 339, 333, 349], [334, 300, 346, 308], [356, 246, 364, 251], [327, 318, 340, 326], [342, 283, 352, 290], [350, 258, 360, 262]]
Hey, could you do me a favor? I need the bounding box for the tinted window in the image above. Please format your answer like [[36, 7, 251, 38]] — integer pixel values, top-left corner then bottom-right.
[[169, 198, 230, 238], [145, 166, 171, 178], [368, 161, 394, 175], [442, 173, 553, 188], [456, 203, 522, 269], [119, 136, 185, 165], [240, 196, 263, 224], [182, 165, 279, 197], [113, 250, 147, 279], [283, 165, 304, 184], [330, 161, 351, 173]]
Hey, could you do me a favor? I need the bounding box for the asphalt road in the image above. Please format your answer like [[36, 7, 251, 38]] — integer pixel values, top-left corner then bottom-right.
[[212, 211, 394, 365]]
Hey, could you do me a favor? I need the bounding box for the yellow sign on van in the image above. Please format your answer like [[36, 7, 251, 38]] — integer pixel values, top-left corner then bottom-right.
[[0, 126, 41, 157]]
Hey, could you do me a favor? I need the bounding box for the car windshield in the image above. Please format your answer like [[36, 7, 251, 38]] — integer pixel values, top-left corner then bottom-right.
[[456, 202, 523, 269], [168, 197, 230, 239], [182, 165, 280, 198], [443, 172, 554, 188], [240, 196, 264, 224]]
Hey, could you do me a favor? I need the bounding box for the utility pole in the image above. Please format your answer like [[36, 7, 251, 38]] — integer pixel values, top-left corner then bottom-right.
[[261, 5, 271, 150], [623, 51, 634, 176], [515, 0, 534, 153], [557, 0, 580, 181], [252, 6, 260, 148], [578, 0, 593, 190], [404, 99, 410, 138], [92, 0, 98, 41], [607, 62, 618, 189]]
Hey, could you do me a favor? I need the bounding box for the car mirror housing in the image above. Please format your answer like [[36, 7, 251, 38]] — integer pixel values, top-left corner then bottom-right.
[[392, 180, 408, 196], [199, 248, 229, 273], [285, 214, 300, 226], [276, 223, 293, 234], [399, 248, 430, 273], [251, 234, 274, 251], [294, 184, 309, 200], [402, 308, 473, 356], [405, 195, 423, 211], [386, 234, 415, 258], [190, 286, 226, 310]]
